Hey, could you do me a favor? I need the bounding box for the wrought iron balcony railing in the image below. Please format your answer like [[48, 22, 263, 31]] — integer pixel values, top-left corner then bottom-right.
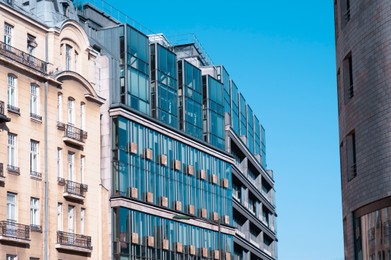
[[7, 164, 20, 175], [7, 104, 20, 114], [57, 231, 92, 249], [59, 123, 87, 145], [0, 101, 10, 123], [30, 113, 42, 121], [30, 171, 42, 179], [65, 180, 86, 198], [0, 220, 30, 240], [0, 41, 47, 74]]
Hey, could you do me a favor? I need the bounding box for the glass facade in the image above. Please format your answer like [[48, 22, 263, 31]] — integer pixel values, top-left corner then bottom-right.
[[150, 43, 178, 128], [254, 116, 261, 157], [120, 25, 150, 114], [354, 206, 391, 260], [113, 208, 234, 260], [217, 66, 231, 117], [239, 94, 247, 140], [230, 81, 239, 136], [247, 106, 254, 154], [261, 125, 267, 167], [112, 116, 232, 222], [202, 75, 225, 150], [178, 60, 203, 140]]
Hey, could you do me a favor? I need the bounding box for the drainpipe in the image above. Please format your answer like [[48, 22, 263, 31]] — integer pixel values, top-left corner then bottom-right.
[[44, 31, 49, 260]]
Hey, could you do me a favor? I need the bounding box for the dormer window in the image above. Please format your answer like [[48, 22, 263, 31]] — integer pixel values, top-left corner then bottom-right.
[[62, 2, 69, 17]]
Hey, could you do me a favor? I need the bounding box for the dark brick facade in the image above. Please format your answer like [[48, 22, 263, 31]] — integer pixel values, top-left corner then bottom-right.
[[335, 1, 391, 258]]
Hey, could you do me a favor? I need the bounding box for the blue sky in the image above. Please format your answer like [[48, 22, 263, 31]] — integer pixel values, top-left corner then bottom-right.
[[105, 0, 342, 259]]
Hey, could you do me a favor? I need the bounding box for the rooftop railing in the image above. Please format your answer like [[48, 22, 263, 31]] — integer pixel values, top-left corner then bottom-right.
[[0, 41, 47, 74]]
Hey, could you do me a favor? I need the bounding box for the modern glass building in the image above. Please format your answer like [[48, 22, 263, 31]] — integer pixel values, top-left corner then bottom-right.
[[76, 1, 277, 259]]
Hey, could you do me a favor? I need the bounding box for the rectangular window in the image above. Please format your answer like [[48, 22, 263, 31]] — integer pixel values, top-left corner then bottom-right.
[[4, 23, 12, 49], [65, 45, 71, 70], [346, 131, 357, 180], [67, 98, 75, 124], [6, 255, 17, 260], [80, 102, 85, 130], [68, 152, 74, 181], [7, 74, 17, 108], [30, 197, 39, 226], [340, 0, 351, 28], [30, 140, 39, 174], [80, 208, 85, 234], [7, 192, 16, 221], [58, 93, 63, 122], [8, 133, 17, 168], [74, 51, 78, 72], [57, 148, 63, 178], [30, 84, 40, 118], [343, 53, 354, 102], [68, 205, 74, 233], [57, 203, 63, 231], [80, 155, 85, 183]]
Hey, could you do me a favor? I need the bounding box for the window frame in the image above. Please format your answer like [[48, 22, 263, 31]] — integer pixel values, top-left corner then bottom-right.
[[30, 197, 40, 226]]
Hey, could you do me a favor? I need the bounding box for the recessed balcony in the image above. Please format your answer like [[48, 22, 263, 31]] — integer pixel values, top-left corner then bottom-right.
[[0, 40, 47, 74], [0, 101, 10, 123], [56, 231, 92, 254], [63, 180, 87, 201], [59, 123, 87, 147], [0, 220, 30, 245]]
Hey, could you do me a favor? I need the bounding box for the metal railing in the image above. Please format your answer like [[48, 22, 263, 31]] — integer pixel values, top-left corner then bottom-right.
[[7, 164, 20, 174], [0, 41, 47, 74], [57, 231, 92, 249], [7, 104, 20, 114], [30, 113, 42, 121], [30, 171, 42, 179], [65, 180, 85, 197], [0, 220, 30, 240], [64, 124, 87, 143]]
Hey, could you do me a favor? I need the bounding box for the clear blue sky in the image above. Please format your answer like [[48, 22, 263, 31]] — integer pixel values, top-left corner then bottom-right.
[[105, 0, 342, 259]]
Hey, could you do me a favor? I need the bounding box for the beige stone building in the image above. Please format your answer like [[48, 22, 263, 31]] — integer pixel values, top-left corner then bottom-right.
[[0, 1, 109, 259]]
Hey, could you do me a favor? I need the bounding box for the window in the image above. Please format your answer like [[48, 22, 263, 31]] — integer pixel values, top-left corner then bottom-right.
[[68, 205, 74, 233], [7, 192, 16, 221], [30, 140, 39, 175], [57, 203, 63, 231], [30, 197, 39, 227], [30, 258, 39, 260], [57, 148, 63, 178], [7, 74, 17, 110], [80, 102, 85, 130], [65, 44, 71, 70], [4, 23, 12, 49], [68, 152, 74, 181], [80, 155, 85, 184], [67, 97, 75, 124], [340, 0, 351, 28], [6, 255, 17, 260], [80, 208, 85, 234], [343, 53, 354, 102], [8, 133, 17, 168], [27, 34, 37, 59], [30, 84, 40, 119], [346, 130, 357, 180], [74, 51, 78, 71], [58, 93, 63, 122]]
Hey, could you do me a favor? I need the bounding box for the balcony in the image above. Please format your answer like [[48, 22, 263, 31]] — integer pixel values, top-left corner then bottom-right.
[[63, 180, 87, 201], [0, 41, 47, 74], [56, 231, 92, 254], [0, 220, 30, 244], [60, 124, 87, 147], [0, 101, 10, 123]]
